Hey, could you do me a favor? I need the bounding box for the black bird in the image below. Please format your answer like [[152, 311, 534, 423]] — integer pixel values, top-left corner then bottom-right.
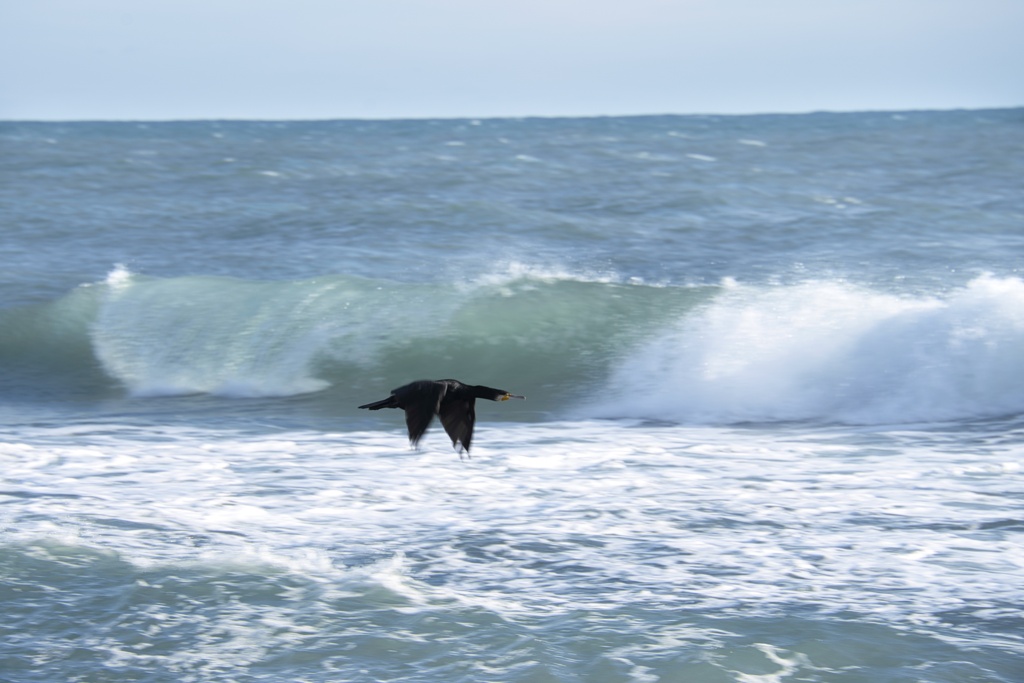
[[358, 379, 525, 455]]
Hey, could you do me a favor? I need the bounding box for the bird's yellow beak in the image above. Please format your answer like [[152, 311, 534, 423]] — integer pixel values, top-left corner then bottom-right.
[[501, 393, 525, 401]]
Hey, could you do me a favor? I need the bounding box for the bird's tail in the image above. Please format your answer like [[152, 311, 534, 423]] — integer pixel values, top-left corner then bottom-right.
[[358, 396, 397, 410]]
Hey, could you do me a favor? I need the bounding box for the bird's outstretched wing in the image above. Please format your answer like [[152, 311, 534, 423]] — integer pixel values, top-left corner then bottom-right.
[[439, 398, 476, 453], [397, 381, 447, 446]]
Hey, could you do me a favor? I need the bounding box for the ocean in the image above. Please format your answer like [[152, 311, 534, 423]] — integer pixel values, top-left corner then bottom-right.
[[1, 109, 1023, 682]]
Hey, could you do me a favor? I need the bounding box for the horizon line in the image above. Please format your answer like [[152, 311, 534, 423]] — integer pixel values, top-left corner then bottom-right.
[[2, 104, 1021, 125]]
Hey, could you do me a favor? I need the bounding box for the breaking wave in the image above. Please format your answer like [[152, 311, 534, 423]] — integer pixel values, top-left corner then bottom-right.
[[588, 275, 1024, 424], [4, 266, 1024, 425]]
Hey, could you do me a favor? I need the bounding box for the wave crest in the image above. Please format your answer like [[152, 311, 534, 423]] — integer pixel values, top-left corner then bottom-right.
[[7, 267, 1024, 424], [587, 275, 1024, 424]]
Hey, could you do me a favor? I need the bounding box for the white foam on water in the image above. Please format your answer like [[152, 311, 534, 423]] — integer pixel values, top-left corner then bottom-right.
[[588, 275, 1024, 424], [2, 416, 1022, 681]]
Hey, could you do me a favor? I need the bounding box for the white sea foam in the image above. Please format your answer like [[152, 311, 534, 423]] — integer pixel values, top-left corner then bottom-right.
[[3, 420, 1021, 611], [89, 274, 346, 397], [589, 275, 1024, 424], [3, 416, 1022, 681], [465, 259, 625, 288]]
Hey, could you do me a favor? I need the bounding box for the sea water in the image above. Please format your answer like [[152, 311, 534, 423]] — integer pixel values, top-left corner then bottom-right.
[[1, 110, 1023, 682]]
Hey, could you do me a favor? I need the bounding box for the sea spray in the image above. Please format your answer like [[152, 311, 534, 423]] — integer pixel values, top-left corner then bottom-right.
[[76, 266, 704, 408], [587, 275, 1024, 424], [9, 268, 1024, 424], [90, 270, 336, 396]]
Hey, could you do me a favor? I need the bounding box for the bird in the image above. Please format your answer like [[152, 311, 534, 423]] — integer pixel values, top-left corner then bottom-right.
[[358, 379, 525, 455]]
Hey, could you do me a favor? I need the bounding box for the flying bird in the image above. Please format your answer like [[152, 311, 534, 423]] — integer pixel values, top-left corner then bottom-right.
[[358, 379, 525, 455]]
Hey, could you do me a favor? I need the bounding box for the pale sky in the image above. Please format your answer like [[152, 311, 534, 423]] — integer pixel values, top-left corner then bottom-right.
[[1, 0, 1021, 120]]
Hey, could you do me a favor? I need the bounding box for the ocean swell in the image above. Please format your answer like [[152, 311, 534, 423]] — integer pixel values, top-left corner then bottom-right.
[[76, 267, 698, 406], [5, 268, 1024, 425]]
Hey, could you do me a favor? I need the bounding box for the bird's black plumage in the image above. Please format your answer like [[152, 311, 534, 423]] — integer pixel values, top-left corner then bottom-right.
[[358, 379, 525, 454]]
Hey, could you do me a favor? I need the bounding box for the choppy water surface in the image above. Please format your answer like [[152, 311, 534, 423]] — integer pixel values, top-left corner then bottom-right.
[[2, 109, 1024, 681], [3, 420, 1023, 682]]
